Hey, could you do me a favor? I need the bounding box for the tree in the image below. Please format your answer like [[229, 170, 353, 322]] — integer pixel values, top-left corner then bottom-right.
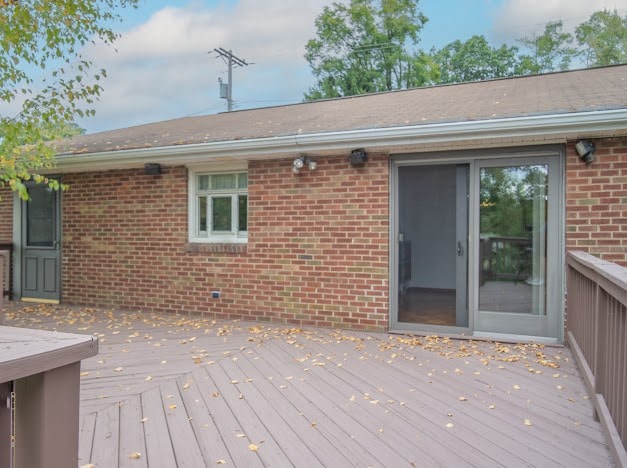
[[432, 35, 521, 84], [575, 9, 627, 67], [518, 21, 576, 73], [304, 0, 433, 100], [0, 0, 138, 199]]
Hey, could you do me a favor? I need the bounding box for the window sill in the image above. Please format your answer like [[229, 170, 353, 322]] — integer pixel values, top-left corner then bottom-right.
[[185, 242, 247, 254]]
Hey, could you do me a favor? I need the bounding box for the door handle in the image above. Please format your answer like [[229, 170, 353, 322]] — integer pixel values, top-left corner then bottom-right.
[[457, 241, 464, 256]]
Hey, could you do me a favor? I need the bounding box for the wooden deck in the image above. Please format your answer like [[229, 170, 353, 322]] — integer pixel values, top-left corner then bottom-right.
[[3, 303, 614, 467]]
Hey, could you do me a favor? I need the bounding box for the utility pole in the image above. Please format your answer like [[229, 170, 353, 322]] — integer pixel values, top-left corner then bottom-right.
[[212, 48, 250, 112]]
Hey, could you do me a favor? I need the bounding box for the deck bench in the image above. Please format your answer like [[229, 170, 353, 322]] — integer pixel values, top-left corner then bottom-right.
[[0, 324, 97, 468]]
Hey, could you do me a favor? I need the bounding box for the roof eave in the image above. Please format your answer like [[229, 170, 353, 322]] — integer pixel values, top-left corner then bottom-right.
[[53, 109, 627, 173]]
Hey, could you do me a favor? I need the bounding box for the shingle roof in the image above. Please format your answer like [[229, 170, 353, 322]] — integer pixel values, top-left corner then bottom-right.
[[58, 65, 627, 156]]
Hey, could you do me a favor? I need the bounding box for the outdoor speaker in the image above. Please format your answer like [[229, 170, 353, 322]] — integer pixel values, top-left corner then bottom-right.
[[349, 148, 368, 165]]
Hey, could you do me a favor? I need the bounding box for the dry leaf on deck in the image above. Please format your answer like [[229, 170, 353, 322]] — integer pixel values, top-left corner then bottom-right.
[[129, 452, 142, 459]]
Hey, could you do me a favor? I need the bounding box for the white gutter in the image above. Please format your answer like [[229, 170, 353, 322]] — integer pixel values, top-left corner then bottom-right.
[[55, 109, 627, 172]]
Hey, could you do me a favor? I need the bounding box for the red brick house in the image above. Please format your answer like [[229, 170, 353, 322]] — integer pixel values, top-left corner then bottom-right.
[[1, 65, 626, 343]]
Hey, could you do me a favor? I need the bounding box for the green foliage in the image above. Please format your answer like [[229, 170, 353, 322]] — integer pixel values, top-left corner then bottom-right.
[[304, 0, 433, 99], [432, 35, 521, 84], [575, 9, 627, 66], [0, 0, 138, 199], [519, 21, 577, 73], [305, 6, 627, 95]]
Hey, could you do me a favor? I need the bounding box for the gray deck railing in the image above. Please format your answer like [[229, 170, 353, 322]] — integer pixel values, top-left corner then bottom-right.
[[566, 251, 627, 467]]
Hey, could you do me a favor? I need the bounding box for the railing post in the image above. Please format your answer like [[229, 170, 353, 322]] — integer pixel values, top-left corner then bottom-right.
[[593, 277, 601, 421]]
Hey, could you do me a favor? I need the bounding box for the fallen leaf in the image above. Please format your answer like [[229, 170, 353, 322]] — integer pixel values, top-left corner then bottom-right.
[[145, 376, 153, 381], [524, 419, 532, 427], [217, 459, 227, 464], [140, 417, 148, 423], [458, 397, 467, 401], [129, 452, 142, 459], [446, 423, 454, 428], [488, 404, 496, 410], [80, 464, 96, 468], [113, 367, 123, 372], [169, 404, 177, 410], [513, 385, 520, 390], [248, 444, 259, 452], [183, 382, 191, 390], [236, 434, 247, 438]]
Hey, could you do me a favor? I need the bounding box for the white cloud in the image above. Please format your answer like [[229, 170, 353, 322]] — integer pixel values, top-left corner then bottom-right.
[[493, 0, 627, 42], [78, 0, 337, 133]]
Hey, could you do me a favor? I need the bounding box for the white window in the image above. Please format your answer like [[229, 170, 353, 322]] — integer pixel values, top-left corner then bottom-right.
[[188, 165, 248, 243]]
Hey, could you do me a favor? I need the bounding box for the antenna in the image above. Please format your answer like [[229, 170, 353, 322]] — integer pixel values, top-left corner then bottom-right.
[[212, 48, 250, 112]]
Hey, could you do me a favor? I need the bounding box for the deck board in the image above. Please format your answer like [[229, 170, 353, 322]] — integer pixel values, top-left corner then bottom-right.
[[2, 303, 615, 467], [190, 366, 265, 467], [78, 411, 96, 466], [218, 354, 323, 466], [236, 346, 374, 467], [140, 386, 177, 468], [119, 396, 148, 468], [174, 373, 231, 466], [267, 335, 504, 467], [89, 401, 120, 467], [158, 380, 206, 467]]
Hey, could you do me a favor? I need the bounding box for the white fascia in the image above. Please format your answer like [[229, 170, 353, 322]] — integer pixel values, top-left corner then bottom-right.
[[54, 109, 627, 172]]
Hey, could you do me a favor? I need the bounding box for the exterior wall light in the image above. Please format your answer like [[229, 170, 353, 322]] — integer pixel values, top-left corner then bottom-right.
[[575, 140, 596, 164], [292, 155, 317, 174]]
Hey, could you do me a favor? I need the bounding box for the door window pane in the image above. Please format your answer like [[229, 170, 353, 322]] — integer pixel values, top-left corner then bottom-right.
[[212, 197, 232, 232], [479, 165, 548, 315], [27, 187, 55, 247], [197, 175, 209, 191], [198, 196, 207, 233], [211, 174, 235, 190], [397, 164, 469, 327], [238, 195, 247, 231]]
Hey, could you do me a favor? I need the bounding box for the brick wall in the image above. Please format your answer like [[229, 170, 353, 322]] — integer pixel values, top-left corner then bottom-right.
[[565, 137, 627, 266], [62, 154, 390, 331], [0, 188, 13, 242]]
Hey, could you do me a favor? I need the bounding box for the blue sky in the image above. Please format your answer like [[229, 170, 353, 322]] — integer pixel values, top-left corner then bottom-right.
[[67, 0, 626, 133]]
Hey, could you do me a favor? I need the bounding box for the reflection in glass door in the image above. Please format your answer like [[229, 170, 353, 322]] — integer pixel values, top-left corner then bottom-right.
[[478, 165, 547, 315], [474, 157, 560, 339]]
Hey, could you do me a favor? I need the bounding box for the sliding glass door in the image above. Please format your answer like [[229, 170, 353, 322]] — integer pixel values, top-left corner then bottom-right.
[[392, 152, 563, 340]]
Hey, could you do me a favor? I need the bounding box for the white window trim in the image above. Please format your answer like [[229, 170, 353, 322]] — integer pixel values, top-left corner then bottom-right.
[[188, 163, 248, 244]]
